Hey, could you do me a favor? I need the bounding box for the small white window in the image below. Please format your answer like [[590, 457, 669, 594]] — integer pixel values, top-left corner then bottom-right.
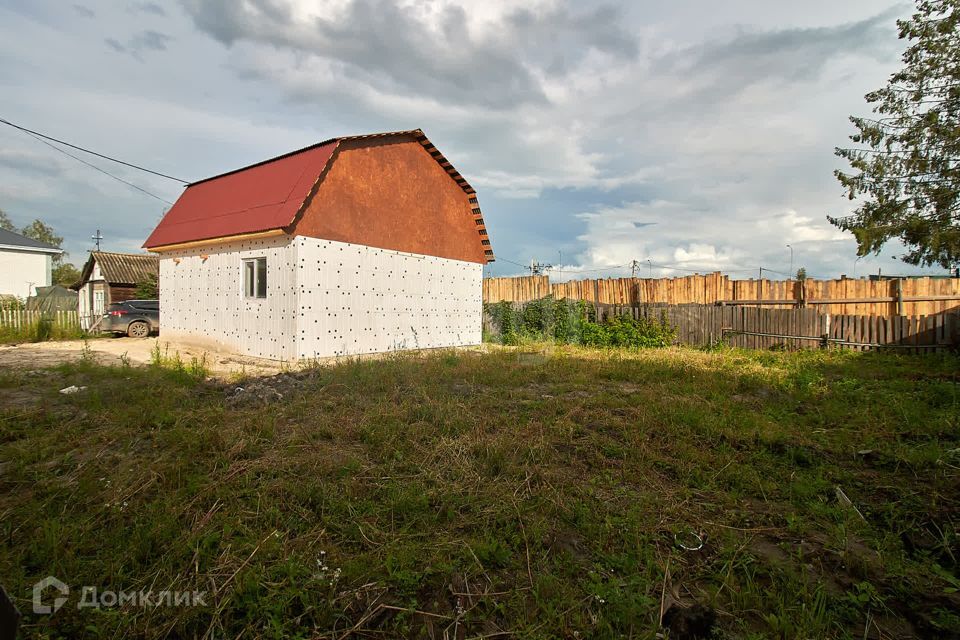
[[243, 257, 267, 298]]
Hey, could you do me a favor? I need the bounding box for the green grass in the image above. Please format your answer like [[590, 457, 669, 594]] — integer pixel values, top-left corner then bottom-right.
[[0, 317, 86, 344], [1, 346, 958, 639]]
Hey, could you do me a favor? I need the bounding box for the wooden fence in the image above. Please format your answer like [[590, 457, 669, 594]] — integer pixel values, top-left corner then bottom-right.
[[0, 309, 80, 330], [484, 301, 959, 353], [483, 274, 960, 317], [604, 304, 957, 352]]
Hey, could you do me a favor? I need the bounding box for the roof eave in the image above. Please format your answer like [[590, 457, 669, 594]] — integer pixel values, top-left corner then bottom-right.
[[145, 229, 288, 252], [0, 243, 63, 255]]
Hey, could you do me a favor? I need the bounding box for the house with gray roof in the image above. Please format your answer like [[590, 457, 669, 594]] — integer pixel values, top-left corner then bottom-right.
[[72, 251, 159, 329], [0, 227, 63, 300]]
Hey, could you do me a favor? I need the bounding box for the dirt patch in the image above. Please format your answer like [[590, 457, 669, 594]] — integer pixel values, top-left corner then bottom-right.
[[0, 338, 284, 378], [0, 340, 490, 380]]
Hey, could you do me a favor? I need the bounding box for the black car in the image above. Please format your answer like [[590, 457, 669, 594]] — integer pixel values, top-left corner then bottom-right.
[[102, 299, 159, 338]]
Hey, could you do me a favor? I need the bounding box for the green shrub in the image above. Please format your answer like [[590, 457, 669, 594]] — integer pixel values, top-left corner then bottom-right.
[[484, 296, 589, 345], [580, 320, 609, 347], [484, 297, 677, 349], [597, 313, 676, 348]]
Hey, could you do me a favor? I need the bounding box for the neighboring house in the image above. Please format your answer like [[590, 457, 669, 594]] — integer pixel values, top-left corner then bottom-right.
[[143, 129, 494, 360], [72, 251, 159, 330], [0, 228, 62, 299]]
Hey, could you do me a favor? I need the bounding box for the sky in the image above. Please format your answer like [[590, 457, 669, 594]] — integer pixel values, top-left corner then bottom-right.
[[0, 0, 946, 281]]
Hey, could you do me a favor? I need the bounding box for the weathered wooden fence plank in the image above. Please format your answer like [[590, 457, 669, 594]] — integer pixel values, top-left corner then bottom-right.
[[486, 274, 960, 317]]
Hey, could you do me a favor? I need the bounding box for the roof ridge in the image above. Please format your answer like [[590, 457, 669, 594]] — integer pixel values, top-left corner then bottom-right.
[[77, 249, 159, 288], [92, 250, 156, 256], [187, 129, 424, 187]]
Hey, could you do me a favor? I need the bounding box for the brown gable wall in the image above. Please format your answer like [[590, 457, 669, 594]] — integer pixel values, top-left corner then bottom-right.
[[109, 285, 139, 304], [291, 136, 488, 264]]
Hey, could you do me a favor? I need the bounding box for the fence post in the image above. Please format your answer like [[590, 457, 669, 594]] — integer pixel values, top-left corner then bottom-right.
[[821, 314, 831, 349], [593, 279, 600, 321], [896, 278, 904, 316], [758, 268, 763, 307]]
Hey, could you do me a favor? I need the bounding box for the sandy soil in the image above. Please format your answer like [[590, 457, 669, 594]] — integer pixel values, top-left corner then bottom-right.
[[0, 338, 491, 379], [0, 336, 285, 377]]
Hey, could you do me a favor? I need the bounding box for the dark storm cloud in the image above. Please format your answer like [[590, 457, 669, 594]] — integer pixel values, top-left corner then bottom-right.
[[179, 0, 637, 109]]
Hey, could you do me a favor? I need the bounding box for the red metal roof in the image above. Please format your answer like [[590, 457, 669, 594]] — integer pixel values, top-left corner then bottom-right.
[[143, 130, 493, 261], [143, 140, 337, 248]]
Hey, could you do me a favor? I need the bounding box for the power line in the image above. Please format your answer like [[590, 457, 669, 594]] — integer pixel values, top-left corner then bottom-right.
[[554, 263, 630, 274], [15, 127, 175, 205], [497, 255, 806, 279], [0, 117, 189, 183], [497, 255, 631, 273], [496, 257, 531, 269]]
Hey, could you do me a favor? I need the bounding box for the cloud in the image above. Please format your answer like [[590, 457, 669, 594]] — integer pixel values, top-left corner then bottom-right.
[[0, 148, 68, 177], [170, 1, 901, 209], [131, 29, 172, 51], [179, 0, 637, 110], [130, 2, 167, 16], [104, 38, 126, 53], [573, 198, 860, 279], [72, 4, 95, 18], [104, 29, 173, 59], [667, 8, 899, 96]]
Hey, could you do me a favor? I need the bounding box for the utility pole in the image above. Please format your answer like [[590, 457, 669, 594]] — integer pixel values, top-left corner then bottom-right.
[[529, 260, 552, 276], [91, 229, 103, 251], [631, 260, 638, 278], [558, 250, 562, 283], [786, 244, 793, 278], [647, 259, 652, 278]]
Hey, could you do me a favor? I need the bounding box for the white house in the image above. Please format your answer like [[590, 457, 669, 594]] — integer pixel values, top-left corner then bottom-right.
[[0, 228, 62, 300], [143, 129, 494, 361]]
